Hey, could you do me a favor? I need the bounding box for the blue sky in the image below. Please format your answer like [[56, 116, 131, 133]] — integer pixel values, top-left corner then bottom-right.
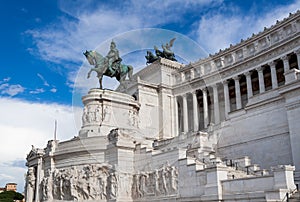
[[0, 0, 299, 193]]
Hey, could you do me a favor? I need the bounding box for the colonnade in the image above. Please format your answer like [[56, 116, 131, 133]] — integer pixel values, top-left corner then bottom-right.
[[176, 50, 300, 133]]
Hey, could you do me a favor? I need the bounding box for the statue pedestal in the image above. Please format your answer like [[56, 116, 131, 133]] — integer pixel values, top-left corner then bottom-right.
[[79, 88, 140, 137]]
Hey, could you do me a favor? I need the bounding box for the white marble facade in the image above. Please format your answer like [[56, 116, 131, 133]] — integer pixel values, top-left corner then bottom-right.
[[26, 11, 300, 202]]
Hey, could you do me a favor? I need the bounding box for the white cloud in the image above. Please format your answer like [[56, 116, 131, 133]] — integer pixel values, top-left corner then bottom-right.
[[2, 77, 11, 83], [29, 88, 45, 94], [196, 1, 300, 53], [37, 73, 50, 86], [26, 0, 221, 90], [0, 78, 25, 96], [0, 98, 81, 191], [0, 173, 14, 180], [50, 88, 57, 93], [1, 84, 25, 96]]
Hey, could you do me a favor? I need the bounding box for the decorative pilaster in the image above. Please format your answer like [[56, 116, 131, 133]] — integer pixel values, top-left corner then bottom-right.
[[268, 61, 278, 89], [244, 71, 253, 98], [256, 66, 265, 93], [233, 76, 242, 110], [182, 94, 189, 133], [202, 88, 209, 128], [295, 49, 300, 69], [192, 91, 199, 131], [223, 80, 230, 119], [212, 84, 220, 124], [281, 55, 290, 73]]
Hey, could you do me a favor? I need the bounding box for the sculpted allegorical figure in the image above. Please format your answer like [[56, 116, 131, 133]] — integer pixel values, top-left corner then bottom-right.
[[145, 38, 177, 64], [161, 38, 176, 61]]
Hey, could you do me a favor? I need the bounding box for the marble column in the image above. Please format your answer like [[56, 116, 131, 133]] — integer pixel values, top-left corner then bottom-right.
[[223, 80, 230, 119], [256, 66, 265, 93], [174, 96, 179, 136], [244, 71, 253, 98], [190, 69, 195, 79], [181, 72, 185, 82], [295, 49, 300, 69], [212, 84, 220, 124], [202, 88, 209, 128], [281, 55, 290, 73], [182, 94, 189, 133], [35, 156, 43, 202], [192, 91, 199, 131], [268, 61, 278, 89], [233, 76, 242, 110]]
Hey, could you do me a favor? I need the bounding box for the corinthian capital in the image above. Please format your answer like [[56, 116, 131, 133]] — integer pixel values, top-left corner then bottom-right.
[[281, 55, 289, 61], [268, 61, 276, 67]]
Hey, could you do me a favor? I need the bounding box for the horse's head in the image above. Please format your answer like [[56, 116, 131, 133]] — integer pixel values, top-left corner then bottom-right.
[[83, 50, 95, 65]]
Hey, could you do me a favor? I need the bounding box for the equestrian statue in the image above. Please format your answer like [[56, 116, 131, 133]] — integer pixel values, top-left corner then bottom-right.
[[84, 41, 133, 89]]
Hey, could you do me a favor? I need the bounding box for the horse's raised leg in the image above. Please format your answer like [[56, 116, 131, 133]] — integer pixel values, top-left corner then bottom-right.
[[99, 77, 103, 89], [87, 69, 92, 79]]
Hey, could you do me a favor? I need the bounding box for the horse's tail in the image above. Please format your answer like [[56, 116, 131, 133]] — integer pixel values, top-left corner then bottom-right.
[[128, 65, 133, 81]]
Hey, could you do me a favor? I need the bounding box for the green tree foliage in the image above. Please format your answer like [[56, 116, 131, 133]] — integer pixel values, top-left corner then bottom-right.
[[0, 191, 24, 202]]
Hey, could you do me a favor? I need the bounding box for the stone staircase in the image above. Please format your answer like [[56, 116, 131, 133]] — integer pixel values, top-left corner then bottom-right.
[[288, 190, 300, 202], [185, 135, 268, 181]]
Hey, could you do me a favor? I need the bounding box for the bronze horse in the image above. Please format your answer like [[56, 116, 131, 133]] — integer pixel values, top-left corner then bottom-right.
[[84, 50, 133, 89]]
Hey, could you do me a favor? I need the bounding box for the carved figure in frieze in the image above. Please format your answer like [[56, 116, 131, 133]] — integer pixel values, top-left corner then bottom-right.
[[95, 105, 101, 122], [98, 176, 107, 199], [161, 165, 169, 195], [108, 172, 117, 199], [77, 170, 89, 200], [118, 173, 131, 197], [154, 169, 160, 196], [170, 166, 178, 192], [139, 172, 147, 196], [132, 174, 142, 199], [25, 167, 36, 202], [69, 166, 79, 200], [87, 106, 94, 123], [82, 106, 88, 125], [53, 169, 61, 199], [41, 169, 53, 201]]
